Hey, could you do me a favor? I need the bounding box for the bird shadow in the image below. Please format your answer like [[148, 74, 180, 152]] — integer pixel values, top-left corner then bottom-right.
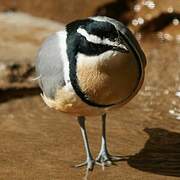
[[127, 128, 180, 177]]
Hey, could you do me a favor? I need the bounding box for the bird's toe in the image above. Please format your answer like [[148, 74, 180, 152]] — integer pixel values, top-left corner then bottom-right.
[[96, 153, 114, 167], [95, 153, 129, 169], [74, 158, 95, 171], [109, 155, 129, 161]]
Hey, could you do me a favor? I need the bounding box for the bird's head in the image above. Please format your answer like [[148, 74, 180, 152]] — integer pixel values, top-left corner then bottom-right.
[[66, 16, 130, 62]]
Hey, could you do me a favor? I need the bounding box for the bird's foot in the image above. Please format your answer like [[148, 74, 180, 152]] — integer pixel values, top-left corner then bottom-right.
[[95, 153, 114, 168], [96, 152, 128, 169], [75, 158, 95, 171]]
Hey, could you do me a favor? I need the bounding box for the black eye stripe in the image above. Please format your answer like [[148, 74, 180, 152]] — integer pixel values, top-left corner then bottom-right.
[[78, 37, 112, 56], [85, 21, 118, 40]]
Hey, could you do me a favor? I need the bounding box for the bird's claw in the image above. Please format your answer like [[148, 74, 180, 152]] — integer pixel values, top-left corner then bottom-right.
[[96, 153, 114, 168], [75, 159, 95, 171]]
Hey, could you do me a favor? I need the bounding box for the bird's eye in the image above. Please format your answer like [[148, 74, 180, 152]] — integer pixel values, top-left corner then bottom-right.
[[78, 36, 113, 56], [107, 34, 117, 41]]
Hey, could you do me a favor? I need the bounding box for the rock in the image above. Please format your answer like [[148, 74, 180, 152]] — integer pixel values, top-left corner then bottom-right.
[[0, 12, 64, 64], [0, 12, 64, 90], [0, 0, 111, 23]]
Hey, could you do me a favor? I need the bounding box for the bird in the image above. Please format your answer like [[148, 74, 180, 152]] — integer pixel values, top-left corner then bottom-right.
[[35, 16, 146, 172]]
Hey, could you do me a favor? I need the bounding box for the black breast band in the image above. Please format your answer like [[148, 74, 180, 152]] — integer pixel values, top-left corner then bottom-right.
[[68, 56, 115, 108], [66, 20, 144, 108]]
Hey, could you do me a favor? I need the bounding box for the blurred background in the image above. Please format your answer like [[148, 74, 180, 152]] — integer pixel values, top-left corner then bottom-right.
[[0, 0, 180, 179]]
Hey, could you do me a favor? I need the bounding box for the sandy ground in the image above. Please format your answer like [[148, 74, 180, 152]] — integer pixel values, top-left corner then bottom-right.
[[0, 95, 180, 180], [0, 37, 180, 179]]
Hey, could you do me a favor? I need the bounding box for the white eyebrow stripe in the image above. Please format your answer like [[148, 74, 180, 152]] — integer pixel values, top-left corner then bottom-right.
[[77, 27, 128, 50], [77, 27, 102, 44]]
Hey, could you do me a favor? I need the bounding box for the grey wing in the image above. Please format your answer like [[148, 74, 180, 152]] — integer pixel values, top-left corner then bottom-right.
[[35, 33, 65, 99]]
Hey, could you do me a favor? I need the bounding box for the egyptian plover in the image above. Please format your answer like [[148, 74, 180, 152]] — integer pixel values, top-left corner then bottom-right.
[[35, 16, 146, 171]]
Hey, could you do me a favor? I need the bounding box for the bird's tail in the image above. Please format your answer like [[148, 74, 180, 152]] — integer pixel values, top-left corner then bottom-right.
[[40, 93, 56, 108]]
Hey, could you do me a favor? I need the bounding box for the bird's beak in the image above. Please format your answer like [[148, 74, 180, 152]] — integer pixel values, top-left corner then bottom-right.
[[112, 44, 129, 53]]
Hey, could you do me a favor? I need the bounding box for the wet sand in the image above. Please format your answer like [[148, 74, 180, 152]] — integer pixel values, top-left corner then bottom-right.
[[0, 37, 180, 179], [0, 95, 180, 180]]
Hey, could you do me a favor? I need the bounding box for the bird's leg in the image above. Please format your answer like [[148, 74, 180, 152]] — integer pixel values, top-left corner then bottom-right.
[[75, 116, 95, 171], [96, 113, 112, 167], [96, 114, 127, 167]]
